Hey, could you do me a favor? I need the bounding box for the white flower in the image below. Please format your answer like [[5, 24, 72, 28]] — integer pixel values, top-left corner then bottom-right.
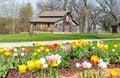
[[98, 59, 104, 63], [98, 61, 107, 69], [14, 48, 17, 52], [22, 48, 25, 50], [13, 53, 18, 57], [112, 49, 115, 52], [56, 54, 61, 60], [57, 59, 61, 64], [21, 53, 24, 56], [90, 43, 93, 46], [42, 64, 48, 69], [81, 61, 92, 69], [4, 48, 9, 51], [86, 62, 92, 69], [75, 63, 80, 68], [40, 58, 46, 64], [92, 47, 96, 50]]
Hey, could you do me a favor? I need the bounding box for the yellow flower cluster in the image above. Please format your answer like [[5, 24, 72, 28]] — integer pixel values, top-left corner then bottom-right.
[[0, 48, 4, 54], [37, 47, 49, 53], [71, 40, 89, 49], [59, 44, 64, 49], [113, 44, 119, 48], [97, 43, 108, 52]]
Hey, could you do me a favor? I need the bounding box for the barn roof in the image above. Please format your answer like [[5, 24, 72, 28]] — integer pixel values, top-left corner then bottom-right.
[[30, 18, 63, 23]]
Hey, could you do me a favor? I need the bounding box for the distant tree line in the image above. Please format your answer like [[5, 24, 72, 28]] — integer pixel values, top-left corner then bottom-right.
[[0, 0, 120, 34], [0, 0, 33, 34]]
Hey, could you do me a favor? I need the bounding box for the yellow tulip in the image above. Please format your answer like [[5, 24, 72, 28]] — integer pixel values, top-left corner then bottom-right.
[[113, 44, 118, 48], [33, 52, 37, 56], [0, 48, 3, 53], [60, 44, 64, 49], [110, 69, 118, 77], [45, 48, 49, 52], [40, 47, 44, 51], [35, 60, 41, 69], [103, 45, 108, 50], [49, 61, 58, 67], [18, 64, 27, 73], [37, 49, 41, 53], [4, 51, 11, 57], [27, 61, 35, 70]]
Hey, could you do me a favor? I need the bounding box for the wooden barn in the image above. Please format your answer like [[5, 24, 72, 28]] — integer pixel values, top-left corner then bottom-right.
[[30, 11, 79, 33]]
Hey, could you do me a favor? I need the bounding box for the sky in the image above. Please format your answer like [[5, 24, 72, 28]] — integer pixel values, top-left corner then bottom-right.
[[17, 0, 37, 8], [18, 0, 98, 8]]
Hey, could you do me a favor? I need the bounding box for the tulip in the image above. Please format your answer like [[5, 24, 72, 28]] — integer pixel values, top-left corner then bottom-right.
[[75, 63, 80, 68], [90, 55, 99, 65], [46, 54, 61, 67], [13, 53, 18, 57], [4, 51, 11, 57], [18, 64, 27, 73], [112, 49, 115, 52], [40, 58, 46, 65], [45, 48, 49, 52], [0, 48, 3, 53], [113, 45, 118, 48], [81, 61, 92, 69], [35, 60, 41, 69], [42, 64, 48, 69], [33, 52, 37, 56], [110, 69, 118, 78], [27, 61, 35, 70], [21, 53, 25, 56], [98, 60, 107, 69]]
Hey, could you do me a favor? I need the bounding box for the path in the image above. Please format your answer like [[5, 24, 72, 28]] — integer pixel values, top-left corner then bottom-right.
[[0, 38, 120, 48]]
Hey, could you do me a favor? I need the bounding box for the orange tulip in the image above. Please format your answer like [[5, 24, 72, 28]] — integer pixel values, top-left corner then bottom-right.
[[4, 51, 11, 57], [90, 55, 99, 65]]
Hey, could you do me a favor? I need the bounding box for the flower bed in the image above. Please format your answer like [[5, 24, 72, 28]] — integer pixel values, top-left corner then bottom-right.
[[0, 40, 120, 78]]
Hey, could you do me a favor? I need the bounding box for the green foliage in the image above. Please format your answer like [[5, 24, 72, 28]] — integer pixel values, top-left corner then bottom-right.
[[69, 47, 89, 59], [0, 33, 120, 42], [78, 70, 106, 78]]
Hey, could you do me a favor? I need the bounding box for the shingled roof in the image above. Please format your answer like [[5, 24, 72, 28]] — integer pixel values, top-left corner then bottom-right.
[[39, 11, 70, 17], [30, 18, 63, 23], [30, 11, 71, 23]]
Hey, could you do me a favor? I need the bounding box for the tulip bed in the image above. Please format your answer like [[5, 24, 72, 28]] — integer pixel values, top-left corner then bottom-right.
[[0, 40, 120, 78]]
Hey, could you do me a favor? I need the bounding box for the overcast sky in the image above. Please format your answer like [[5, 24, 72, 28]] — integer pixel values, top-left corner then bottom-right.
[[17, 0, 37, 8]]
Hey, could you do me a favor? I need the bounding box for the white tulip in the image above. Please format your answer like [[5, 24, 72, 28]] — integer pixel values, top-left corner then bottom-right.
[[22, 48, 25, 50], [57, 59, 61, 64], [112, 49, 115, 52], [40, 58, 46, 64], [21, 53, 24, 56], [86, 62, 92, 69], [14, 48, 17, 52], [98, 61, 107, 69], [75, 63, 80, 68], [13, 53, 18, 57]]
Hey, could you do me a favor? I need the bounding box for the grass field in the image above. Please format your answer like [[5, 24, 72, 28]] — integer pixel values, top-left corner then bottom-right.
[[0, 32, 120, 42]]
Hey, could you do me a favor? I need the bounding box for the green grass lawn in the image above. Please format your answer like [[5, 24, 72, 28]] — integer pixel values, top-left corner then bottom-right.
[[0, 32, 120, 42]]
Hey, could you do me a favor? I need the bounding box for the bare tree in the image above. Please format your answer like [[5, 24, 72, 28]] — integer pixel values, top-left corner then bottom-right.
[[96, 0, 120, 31], [0, 0, 20, 33]]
